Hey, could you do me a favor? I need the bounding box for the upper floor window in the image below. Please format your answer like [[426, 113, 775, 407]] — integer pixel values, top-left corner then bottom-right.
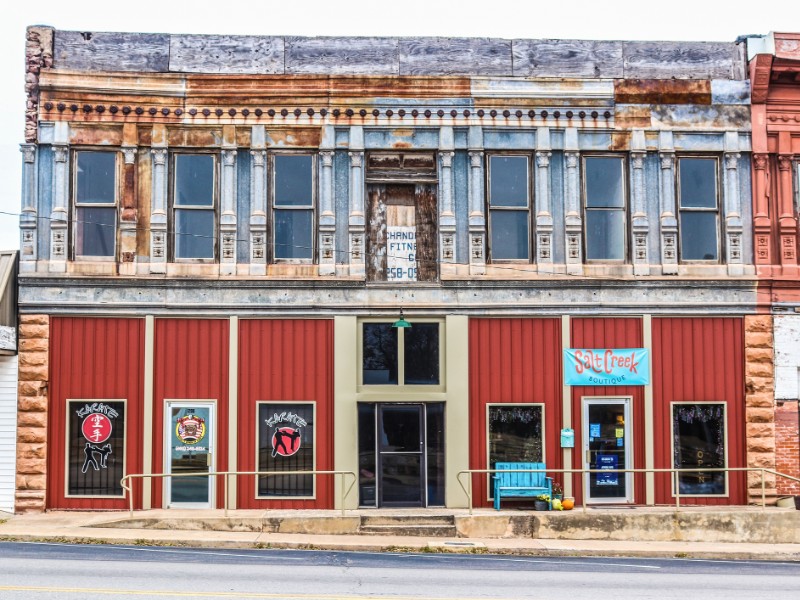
[[583, 156, 626, 261], [272, 154, 315, 261], [74, 151, 117, 258], [678, 157, 719, 262], [487, 155, 531, 261], [173, 153, 216, 260]]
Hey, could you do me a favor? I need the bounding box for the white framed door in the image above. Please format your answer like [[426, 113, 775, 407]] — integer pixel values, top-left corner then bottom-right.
[[165, 401, 215, 508], [582, 397, 633, 504]]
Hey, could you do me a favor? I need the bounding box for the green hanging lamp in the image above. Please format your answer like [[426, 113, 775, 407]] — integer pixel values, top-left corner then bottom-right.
[[392, 308, 412, 329]]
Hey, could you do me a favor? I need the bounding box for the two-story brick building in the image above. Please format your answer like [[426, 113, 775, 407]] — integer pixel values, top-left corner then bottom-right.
[[14, 27, 774, 512]]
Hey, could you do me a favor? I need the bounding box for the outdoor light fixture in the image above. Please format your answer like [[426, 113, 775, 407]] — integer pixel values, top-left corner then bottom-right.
[[392, 309, 412, 329]]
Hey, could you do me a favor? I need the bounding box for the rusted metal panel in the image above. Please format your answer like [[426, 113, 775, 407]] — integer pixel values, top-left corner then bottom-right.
[[67, 124, 123, 146], [237, 319, 334, 509], [54, 31, 169, 72], [512, 40, 623, 78], [650, 105, 751, 130], [468, 318, 563, 509], [152, 319, 229, 509], [613, 105, 653, 129], [570, 317, 645, 506], [167, 127, 223, 148], [400, 38, 512, 76], [415, 184, 438, 282], [235, 127, 251, 148], [614, 79, 712, 105], [622, 41, 740, 80], [366, 152, 437, 181], [286, 37, 399, 75], [265, 128, 323, 149], [652, 317, 746, 505], [170, 35, 284, 74], [48, 317, 145, 510]]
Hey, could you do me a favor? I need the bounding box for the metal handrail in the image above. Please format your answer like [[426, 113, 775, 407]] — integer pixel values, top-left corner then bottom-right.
[[456, 467, 800, 515], [120, 470, 358, 518]]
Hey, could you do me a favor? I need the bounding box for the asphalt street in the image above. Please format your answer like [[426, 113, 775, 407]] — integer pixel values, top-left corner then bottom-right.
[[0, 542, 798, 599]]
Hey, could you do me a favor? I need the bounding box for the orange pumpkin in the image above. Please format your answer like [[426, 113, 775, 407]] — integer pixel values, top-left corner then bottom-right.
[[561, 497, 575, 510]]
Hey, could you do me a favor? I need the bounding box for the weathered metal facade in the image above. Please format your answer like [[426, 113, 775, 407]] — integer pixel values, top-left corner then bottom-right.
[[15, 27, 781, 513]]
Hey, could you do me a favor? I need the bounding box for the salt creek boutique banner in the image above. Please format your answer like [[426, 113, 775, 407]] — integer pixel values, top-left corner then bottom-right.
[[564, 348, 650, 386]]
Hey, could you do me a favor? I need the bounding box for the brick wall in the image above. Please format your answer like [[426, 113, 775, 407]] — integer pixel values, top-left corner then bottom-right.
[[744, 315, 777, 503], [15, 315, 49, 513], [775, 401, 800, 495]]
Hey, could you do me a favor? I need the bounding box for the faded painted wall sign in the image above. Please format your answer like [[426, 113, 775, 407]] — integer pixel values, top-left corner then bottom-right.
[[386, 226, 417, 281], [564, 348, 650, 385]]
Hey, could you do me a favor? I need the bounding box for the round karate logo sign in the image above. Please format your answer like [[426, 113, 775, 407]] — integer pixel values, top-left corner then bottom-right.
[[176, 415, 206, 445], [81, 413, 112, 444], [271, 427, 302, 457]]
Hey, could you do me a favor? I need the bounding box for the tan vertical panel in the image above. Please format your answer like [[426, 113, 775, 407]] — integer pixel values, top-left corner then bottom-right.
[[445, 315, 470, 508], [228, 316, 238, 509], [643, 314, 655, 505], [333, 316, 359, 510], [136, 149, 152, 259], [142, 315, 155, 510], [561, 315, 573, 498]]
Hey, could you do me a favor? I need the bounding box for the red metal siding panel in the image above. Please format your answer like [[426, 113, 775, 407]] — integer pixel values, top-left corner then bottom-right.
[[237, 319, 334, 509], [152, 319, 229, 509], [469, 318, 562, 509], [652, 318, 746, 505], [570, 317, 645, 506], [48, 317, 145, 509]]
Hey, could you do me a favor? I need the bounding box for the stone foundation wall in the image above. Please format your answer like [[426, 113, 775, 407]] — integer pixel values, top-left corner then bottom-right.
[[15, 315, 49, 513], [744, 315, 777, 503]]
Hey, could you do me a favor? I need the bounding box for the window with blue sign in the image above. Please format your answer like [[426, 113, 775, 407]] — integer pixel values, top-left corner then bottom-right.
[[672, 403, 726, 496]]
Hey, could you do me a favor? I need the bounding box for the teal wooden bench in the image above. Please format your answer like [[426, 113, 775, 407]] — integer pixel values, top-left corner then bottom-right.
[[493, 462, 552, 510]]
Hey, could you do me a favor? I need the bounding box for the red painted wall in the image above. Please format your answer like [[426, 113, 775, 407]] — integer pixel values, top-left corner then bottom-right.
[[48, 317, 145, 509], [237, 319, 334, 508], [652, 317, 746, 505], [152, 319, 229, 509], [469, 318, 563, 509], [570, 317, 645, 506]]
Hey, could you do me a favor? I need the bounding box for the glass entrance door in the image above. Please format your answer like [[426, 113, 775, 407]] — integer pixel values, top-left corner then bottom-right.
[[582, 398, 632, 503], [166, 402, 214, 508], [377, 404, 425, 507]]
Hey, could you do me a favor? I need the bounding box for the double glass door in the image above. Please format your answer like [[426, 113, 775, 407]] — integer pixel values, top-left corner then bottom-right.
[[582, 398, 632, 503], [358, 403, 445, 507], [166, 402, 214, 508]]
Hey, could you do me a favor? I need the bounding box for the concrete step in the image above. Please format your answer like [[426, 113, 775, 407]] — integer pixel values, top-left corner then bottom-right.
[[359, 524, 458, 537], [360, 514, 455, 527]]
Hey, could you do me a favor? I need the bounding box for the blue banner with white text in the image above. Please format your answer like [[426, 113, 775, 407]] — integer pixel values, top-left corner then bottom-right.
[[563, 348, 650, 386]]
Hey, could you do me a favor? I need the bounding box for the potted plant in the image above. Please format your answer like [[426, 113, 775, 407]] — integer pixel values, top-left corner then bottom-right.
[[552, 482, 563, 501], [534, 493, 550, 511]]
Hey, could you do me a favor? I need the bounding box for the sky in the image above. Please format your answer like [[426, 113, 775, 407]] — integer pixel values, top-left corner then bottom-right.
[[1, 0, 797, 251]]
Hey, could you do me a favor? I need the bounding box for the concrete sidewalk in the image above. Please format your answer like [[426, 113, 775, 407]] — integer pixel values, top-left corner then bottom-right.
[[1, 509, 799, 561]]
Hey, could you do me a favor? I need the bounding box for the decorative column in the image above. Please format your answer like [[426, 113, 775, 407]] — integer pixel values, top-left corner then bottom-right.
[[723, 135, 744, 276], [149, 148, 168, 274], [319, 150, 336, 275], [19, 144, 37, 272], [535, 127, 553, 270], [752, 153, 771, 266], [249, 150, 267, 275], [778, 155, 798, 268], [658, 132, 678, 274], [49, 144, 68, 273], [468, 149, 485, 275], [630, 129, 649, 276], [348, 149, 365, 277], [119, 146, 138, 267], [439, 151, 456, 263], [219, 148, 238, 275], [564, 128, 581, 275]]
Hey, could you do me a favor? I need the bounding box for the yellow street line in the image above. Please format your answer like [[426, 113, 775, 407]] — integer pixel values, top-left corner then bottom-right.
[[0, 586, 525, 600]]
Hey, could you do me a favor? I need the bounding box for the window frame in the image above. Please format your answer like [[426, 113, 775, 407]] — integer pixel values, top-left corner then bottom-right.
[[255, 400, 317, 500], [581, 154, 629, 263], [270, 151, 317, 264], [64, 398, 127, 499], [485, 402, 546, 501], [169, 151, 219, 263], [358, 318, 445, 393], [670, 401, 729, 498], [676, 155, 722, 264], [485, 153, 533, 263], [71, 149, 119, 262]]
